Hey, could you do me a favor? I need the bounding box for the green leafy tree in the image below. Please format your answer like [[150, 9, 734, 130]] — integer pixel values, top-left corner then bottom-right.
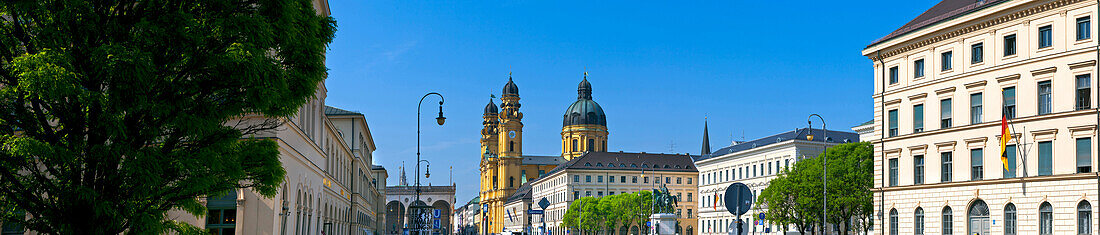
[[759, 157, 822, 235], [564, 197, 600, 235], [626, 190, 653, 233], [757, 142, 874, 235], [823, 142, 873, 234], [0, 0, 336, 234], [579, 198, 603, 234], [599, 194, 627, 234]]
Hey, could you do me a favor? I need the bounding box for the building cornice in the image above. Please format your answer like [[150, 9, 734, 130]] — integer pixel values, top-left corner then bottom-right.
[[865, 0, 1084, 60], [877, 172, 1098, 192]]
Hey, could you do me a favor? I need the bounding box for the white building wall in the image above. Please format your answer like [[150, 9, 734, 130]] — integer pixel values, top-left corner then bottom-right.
[[863, 0, 1100, 234]]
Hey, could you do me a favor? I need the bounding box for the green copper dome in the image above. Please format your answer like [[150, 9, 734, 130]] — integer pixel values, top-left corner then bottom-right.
[[563, 78, 606, 126]]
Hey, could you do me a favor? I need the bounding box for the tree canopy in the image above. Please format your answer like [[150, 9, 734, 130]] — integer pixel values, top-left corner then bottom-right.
[[0, 0, 336, 233], [563, 191, 653, 235]]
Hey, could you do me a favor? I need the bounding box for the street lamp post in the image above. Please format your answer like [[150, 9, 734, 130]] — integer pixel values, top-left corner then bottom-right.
[[806, 114, 826, 235], [414, 92, 446, 235]]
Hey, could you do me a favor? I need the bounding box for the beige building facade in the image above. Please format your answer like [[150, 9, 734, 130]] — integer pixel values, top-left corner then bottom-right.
[[529, 152, 698, 235], [863, 0, 1100, 234], [695, 128, 858, 235]]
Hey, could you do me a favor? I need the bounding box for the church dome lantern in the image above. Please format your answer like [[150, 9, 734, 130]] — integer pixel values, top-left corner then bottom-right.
[[483, 98, 498, 115], [562, 76, 607, 127], [502, 77, 519, 96]]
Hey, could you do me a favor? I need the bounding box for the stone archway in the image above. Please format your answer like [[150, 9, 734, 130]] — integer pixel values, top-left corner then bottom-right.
[[387, 201, 405, 235], [432, 200, 453, 235]]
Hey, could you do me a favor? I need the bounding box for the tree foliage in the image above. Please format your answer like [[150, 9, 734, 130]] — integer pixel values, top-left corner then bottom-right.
[[0, 0, 336, 234], [756, 142, 873, 235], [563, 191, 653, 235]]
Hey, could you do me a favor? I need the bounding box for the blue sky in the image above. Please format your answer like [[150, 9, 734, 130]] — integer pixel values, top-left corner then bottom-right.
[[321, 0, 939, 202]]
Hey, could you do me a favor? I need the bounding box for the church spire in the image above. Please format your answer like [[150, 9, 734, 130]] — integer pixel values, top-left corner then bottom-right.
[[701, 118, 711, 155], [398, 161, 408, 186]]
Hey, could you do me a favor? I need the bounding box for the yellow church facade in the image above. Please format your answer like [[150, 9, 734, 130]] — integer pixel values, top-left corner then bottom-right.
[[479, 74, 609, 234]]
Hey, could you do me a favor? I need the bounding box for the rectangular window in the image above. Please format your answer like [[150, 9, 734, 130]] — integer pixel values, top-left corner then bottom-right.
[[643, 176, 648, 183], [1078, 74, 1092, 110], [971, 43, 983, 64], [597, 191, 602, 196], [971, 149, 983, 180], [889, 109, 899, 137], [914, 104, 924, 133], [941, 152, 953, 182], [676, 177, 682, 184], [1079, 16, 1092, 41], [1079, 138, 1092, 173], [768, 162, 772, 175], [1004, 145, 1017, 178], [621, 176, 626, 183], [1003, 87, 1016, 119], [971, 93, 983, 124], [1039, 25, 1053, 48], [914, 59, 925, 78], [573, 191, 579, 200], [687, 177, 692, 184], [586, 191, 591, 197], [889, 66, 899, 84], [889, 158, 899, 186], [1039, 141, 1053, 176], [941, 51, 953, 71], [206, 209, 237, 235], [573, 175, 579, 182], [914, 155, 925, 185], [1004, 34, 1017, 56], [632, 176, 638, 183], [585, 175, 591, 182], [941, 99, 952, 129], [1038, 81, 1052, 115]]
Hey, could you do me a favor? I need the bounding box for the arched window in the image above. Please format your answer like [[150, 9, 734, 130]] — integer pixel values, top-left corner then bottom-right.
[[942, 206, 953, 235], [602, 140, 607, 151], [1040, 202, 1053, 235], [1080, 201, 1092, 235], [572, 139, 578, 152], [968, 200, 990, 235], [509, 141, 515, 152], [915, 207, 925, 235], [587, 139, 594, 151], [509, 177, 515, 188], [206, 190, 238, 234], [889, 209, 899, 235], [1004, 203, 1017, 235]]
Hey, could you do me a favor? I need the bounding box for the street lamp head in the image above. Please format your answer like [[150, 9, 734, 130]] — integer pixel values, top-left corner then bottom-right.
[[425, 165, 431, 178], [806, 134, 814, 141], [436, 102, 446, 125]]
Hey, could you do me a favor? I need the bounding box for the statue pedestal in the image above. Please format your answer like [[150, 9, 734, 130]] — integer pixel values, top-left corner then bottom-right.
[[648, 213, 677, 235]]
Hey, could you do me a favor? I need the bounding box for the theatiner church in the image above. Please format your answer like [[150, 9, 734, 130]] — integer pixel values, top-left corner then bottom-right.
[[478, 73, 609, 234]]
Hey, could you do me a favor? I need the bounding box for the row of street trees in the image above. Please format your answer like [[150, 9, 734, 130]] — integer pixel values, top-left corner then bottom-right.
[[562, 191, 655, 235], [756, 142, 874, 235]]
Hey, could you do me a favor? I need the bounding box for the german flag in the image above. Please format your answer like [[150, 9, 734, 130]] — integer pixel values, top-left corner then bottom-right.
[[1000, 115, 1012, 171]]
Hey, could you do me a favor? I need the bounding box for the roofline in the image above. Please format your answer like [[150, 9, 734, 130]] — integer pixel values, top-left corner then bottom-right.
[[862, 0, 1016, 55], [864, 0, 1010, 50]]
